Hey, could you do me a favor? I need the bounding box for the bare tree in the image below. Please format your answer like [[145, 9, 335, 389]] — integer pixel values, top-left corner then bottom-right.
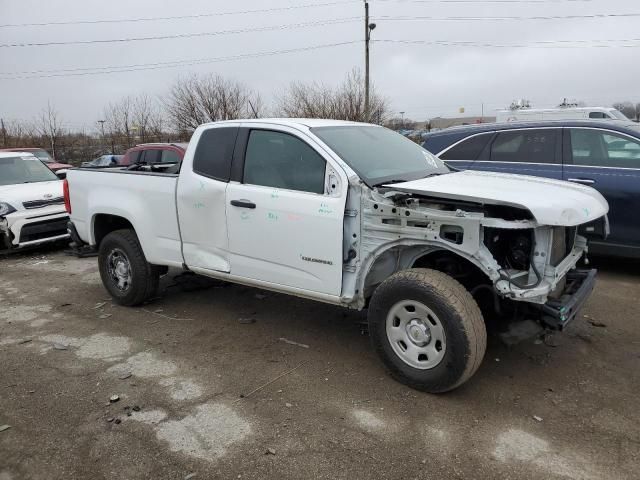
[[165, 74, 263, 132], [0, 119, 30, 147], [37, 101, 63, 158], [276, 69, 389, 123], [132, 94, 164, 143], [104, 96, 135, 150], [613, 101, 639, 121]]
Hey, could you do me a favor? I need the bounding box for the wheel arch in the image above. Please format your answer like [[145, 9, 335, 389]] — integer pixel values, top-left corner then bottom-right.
[[360, 241, 493, 301], [92, 213, 135, 247]]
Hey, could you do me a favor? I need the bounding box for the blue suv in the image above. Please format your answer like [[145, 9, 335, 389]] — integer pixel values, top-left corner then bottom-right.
[[422, 120, 640, 257]]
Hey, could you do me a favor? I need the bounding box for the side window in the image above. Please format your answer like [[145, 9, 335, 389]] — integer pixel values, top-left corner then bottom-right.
[[490, 129, 558, 163], [569, 129, 640, 168], [125, 151, 140, 165], [140, 149, 161, 164], [193, 127, 238, 181], [160, 149, 181, 163], [440, 133, 493, 160], [243, 130, 326, 194], [588, 111, 608, 119]]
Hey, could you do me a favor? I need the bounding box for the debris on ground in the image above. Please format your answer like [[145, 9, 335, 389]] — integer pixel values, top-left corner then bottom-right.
[[109, 395, 120, 403], [265, 448, 276, 455], [94, 302, 107, 309], [238, 318, 256, 324], [588, 320, 607, 328], [53, 343, 68, 351], [0, 425, 11, 432], [279, 337, 309, 349], [533, 415, 543, 422], [142, 308, 193, 322]]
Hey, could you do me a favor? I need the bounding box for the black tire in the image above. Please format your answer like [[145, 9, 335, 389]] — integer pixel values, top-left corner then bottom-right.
[[368, 268, 486, 393], [98, 229, 160, 306]]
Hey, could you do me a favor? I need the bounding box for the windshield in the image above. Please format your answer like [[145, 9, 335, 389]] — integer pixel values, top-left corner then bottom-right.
[[29, 149, 54, 162], [610, 109, 630, 121], [311, 125, 449, 186], [0, 155, 59, 186]]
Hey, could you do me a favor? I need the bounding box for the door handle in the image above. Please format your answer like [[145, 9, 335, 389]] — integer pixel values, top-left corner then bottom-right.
[[230, 199, 256, 209], [567, 178, 595, 185]]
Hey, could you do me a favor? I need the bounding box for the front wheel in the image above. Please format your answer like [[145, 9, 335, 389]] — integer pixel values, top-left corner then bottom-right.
[[98, 229, 160, 306], [368, 268, 487, 393]]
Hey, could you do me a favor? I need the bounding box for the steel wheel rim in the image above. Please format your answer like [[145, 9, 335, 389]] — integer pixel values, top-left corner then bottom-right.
[[106, 248, 132, 292], [385, 300, 446, 370]]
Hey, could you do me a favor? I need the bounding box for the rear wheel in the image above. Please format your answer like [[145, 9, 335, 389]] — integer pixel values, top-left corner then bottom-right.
[[98, 229, 160, 306], [368, 268, 487, 393]]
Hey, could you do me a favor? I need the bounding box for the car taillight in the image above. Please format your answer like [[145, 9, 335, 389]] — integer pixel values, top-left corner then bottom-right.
[[63, 179, 71, 214]]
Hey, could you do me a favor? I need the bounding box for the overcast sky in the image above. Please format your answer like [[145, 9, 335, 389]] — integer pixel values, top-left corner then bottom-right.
[[1, 0, 639, 131]]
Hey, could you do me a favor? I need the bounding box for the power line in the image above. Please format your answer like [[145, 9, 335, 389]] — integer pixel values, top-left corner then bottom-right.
[[374, 12, 640, 22], [0, 17, 360, 48], [0, 41, 362, 79], [0, 1, 360, 28], [376, 0, 594, 4], [375, 38, 640, 48]]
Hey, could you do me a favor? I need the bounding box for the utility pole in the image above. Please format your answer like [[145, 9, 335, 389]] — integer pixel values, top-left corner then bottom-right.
[[97, 119, 105, 138], [364, 1, 376, 123]]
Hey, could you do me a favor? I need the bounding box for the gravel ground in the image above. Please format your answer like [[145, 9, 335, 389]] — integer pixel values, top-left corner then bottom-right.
[[0, 247, 638, 480]]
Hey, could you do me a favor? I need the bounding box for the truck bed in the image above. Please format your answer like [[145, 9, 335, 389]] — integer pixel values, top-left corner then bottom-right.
[[67, 169, 183, 266]]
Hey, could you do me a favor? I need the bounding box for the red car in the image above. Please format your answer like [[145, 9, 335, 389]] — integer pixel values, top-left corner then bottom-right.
[[0, 148, 73, 172], [120, 143, 188, 166]]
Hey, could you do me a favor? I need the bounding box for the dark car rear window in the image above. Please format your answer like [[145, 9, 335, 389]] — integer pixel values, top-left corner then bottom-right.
[[440, 133, 493, 160]]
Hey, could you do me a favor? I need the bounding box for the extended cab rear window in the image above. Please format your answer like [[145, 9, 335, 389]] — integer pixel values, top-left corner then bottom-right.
[[193, 127, 239, 182]]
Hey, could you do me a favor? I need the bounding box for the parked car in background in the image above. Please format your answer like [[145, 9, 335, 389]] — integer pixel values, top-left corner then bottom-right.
[[0, 147, 73, 172], [0, 152, 69, 251], [422, 120, 640, 257], [81, 154, 124, 168], [495, 107, 628, 123], [120, 143, 187, 166]]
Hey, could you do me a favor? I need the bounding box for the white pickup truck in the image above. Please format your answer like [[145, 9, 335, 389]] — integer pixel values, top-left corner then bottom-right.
[[65, 119, 608, 392]]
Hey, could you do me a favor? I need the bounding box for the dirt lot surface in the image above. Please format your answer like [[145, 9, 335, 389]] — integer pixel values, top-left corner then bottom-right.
[[1, 248, 639, 480]]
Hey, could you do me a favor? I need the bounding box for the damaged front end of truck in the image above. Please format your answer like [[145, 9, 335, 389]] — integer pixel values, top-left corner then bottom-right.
[[341, 170, 608, 335]]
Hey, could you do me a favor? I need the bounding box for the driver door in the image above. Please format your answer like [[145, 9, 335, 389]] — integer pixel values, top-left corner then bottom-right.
[[225, 127, 346, 296]]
